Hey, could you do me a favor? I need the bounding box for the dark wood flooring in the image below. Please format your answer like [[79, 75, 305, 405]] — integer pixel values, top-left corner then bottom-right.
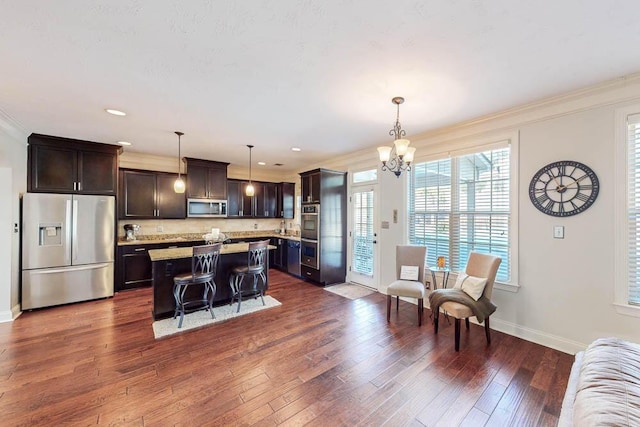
[[0, 270, 573, 426]]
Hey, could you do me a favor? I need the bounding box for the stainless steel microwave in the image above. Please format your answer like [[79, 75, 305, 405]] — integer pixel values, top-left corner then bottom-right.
[[187, 198, 227, 218]]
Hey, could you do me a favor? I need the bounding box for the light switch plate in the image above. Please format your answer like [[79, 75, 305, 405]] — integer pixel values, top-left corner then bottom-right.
[[554, 226, 564, 239]]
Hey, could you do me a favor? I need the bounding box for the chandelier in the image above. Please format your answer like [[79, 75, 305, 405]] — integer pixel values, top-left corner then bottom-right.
[[377, 97, 416, 178]]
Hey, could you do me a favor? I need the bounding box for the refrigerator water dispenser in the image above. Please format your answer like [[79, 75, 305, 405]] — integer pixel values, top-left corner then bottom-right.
[[38, 223, 62, 246]]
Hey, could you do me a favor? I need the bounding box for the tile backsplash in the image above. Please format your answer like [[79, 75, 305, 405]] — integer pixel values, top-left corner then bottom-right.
[[117, 218, 298, 238]]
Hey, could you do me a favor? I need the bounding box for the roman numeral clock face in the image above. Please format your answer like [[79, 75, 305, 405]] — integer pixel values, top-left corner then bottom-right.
[[528, 160, 599, 217]]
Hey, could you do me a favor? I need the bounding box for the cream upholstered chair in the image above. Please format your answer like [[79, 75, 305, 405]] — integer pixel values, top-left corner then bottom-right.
[[430, 252, 501, 351], [386, 245, 427, 326]]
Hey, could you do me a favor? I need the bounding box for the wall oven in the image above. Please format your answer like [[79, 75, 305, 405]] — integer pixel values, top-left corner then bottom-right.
[[300, 238, 319, 269], [301, 203, 319, 240]]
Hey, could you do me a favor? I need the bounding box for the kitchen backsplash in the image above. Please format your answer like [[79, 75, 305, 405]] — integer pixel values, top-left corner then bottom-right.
[[117, 218, 299, 238]]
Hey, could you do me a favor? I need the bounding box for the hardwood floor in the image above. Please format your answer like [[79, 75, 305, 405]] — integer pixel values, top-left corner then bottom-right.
[[0, 270, 573, 426]]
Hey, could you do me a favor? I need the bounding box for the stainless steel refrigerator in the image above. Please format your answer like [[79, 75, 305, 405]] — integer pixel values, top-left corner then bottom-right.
[[21, 193, 115, 309]]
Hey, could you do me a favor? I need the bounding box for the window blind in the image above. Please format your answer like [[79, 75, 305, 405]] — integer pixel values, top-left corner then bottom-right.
[[627, 114, 640, 305], [409, 146, 511, 282]]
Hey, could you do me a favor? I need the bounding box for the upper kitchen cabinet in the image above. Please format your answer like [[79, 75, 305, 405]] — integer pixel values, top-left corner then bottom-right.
[[280, 182, 295, 219], [227, 179, 294, 218], [301, 171, 321, 204], [119, 169, 186, 219], [184, 158, 229, 200], [27, 133, 121, 195]]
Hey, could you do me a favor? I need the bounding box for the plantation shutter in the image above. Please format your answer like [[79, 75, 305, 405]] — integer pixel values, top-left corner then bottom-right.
[[627, 113, 640, 304], [409, 144, 511, 282]]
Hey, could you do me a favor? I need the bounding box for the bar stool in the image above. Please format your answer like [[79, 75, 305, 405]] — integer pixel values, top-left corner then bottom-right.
[[229, 240, 269, 313], [173, 243, 221, 328]]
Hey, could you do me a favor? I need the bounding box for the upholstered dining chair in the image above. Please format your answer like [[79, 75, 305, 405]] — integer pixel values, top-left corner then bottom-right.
[[428, 252, 501, 351], [229, 239, 269, 313], [386, 245, 428, 326]]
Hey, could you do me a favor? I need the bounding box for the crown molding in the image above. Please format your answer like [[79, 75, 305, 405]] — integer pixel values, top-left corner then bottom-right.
[[0, 108, 28, 144]]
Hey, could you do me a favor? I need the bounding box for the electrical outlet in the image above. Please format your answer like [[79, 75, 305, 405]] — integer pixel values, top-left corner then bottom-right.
[[254, 223, 258, 229], [156, 225, 164, 233]]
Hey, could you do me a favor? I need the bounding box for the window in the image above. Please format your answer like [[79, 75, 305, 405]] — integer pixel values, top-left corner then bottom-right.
[[353, 168, 377, 183], [408, 144, 512, 282], [623, 113, 640, 305]]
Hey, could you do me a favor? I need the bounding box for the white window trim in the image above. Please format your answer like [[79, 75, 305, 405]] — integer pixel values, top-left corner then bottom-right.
[[408, 130, 520, 291], [614, 104, 640, 317]]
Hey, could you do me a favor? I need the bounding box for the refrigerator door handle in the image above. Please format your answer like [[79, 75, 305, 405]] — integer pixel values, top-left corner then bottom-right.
[[65, 199, 72, 265], [34, 263, 111, 275], [72, 199, 79, 262]]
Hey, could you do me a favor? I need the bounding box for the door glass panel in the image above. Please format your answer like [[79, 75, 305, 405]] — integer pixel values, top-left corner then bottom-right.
[[352, 190, 374, 276]]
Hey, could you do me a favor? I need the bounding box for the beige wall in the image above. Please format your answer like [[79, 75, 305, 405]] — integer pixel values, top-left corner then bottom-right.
[[0, 122, 27, 321]]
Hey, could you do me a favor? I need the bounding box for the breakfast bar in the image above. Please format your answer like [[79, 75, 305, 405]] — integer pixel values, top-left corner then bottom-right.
[[148, 242, 275, 320]]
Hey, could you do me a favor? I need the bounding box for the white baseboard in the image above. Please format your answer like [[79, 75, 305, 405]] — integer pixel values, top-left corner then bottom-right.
[[394, 294, 588, 355], [483, 317, 587, 355], [0, 304, 22, 323]]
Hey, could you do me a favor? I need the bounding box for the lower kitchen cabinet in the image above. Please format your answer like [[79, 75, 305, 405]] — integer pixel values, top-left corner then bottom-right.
[[116, 240, 203, 291]]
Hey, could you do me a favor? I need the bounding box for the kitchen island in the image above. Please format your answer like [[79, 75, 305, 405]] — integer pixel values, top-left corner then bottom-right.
[[148, 242, 275, 320]]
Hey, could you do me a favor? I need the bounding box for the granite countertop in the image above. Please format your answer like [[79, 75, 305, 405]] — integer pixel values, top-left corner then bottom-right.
[[148, 242, 276, 261], [118, 230, 300, 246]]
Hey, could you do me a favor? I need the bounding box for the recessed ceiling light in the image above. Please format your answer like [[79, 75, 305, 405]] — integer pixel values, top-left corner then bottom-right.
[[257, 161, 266, 166], [105, 109, 126, 116], [291, 147, 301, 152], [117, 141, 131, 146]]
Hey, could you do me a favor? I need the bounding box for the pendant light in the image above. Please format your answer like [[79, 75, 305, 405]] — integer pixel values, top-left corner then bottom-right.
[[173, 131, 185, 193], [245, 144, 255, 196]]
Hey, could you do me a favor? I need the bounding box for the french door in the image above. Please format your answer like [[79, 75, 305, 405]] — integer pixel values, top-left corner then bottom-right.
[[349, 186, 378, 288]]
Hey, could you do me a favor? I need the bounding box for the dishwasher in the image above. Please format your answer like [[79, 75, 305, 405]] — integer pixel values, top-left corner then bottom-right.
[[287, 240, 301, 277]]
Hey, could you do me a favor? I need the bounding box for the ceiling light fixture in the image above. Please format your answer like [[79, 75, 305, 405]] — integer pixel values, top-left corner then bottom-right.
[[377, 96, 415, 178], [117, 141, 131, 146], [173, 131, 185, 193], [245, 145, 255, 196], [105, 109, 126, 116]]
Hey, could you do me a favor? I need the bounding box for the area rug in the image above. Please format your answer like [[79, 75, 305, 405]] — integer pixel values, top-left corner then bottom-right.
[[324, 282, 377, 300], [152, 295, 282, 339]]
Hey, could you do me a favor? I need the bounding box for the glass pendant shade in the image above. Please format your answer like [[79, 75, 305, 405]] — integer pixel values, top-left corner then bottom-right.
[[394, 138, 410, 157], [404, 146, 416, 163], [245, 183, 255, 197], [377, 146, 392, 162], [174, 177, 185, 193]]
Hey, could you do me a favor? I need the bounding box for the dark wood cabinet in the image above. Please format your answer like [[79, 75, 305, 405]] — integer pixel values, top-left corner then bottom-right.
[[263, 182, 279, 218], [116, 240, 202, 291], [299, 168, 347, 286], [184, 158, 229, 200], [28, 133, 120, 194], [280, 182, 295, 219], [270, 237, 288, 270], [227, 179, 295, 219], [301, 172, 321, 204], [119, 169, 186, 219], [227, 180, 254, 217]]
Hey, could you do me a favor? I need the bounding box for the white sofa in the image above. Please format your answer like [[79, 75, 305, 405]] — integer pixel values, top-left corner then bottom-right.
[[559, 337, 640, 426]]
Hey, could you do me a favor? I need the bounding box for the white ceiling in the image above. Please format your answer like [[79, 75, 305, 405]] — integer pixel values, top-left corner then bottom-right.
[[2, 1, 640, 172]]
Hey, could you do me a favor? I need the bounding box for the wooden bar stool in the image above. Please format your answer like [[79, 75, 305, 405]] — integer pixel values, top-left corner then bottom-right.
[[173, 243, 221, 328], [229, 240, 268, 313]]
